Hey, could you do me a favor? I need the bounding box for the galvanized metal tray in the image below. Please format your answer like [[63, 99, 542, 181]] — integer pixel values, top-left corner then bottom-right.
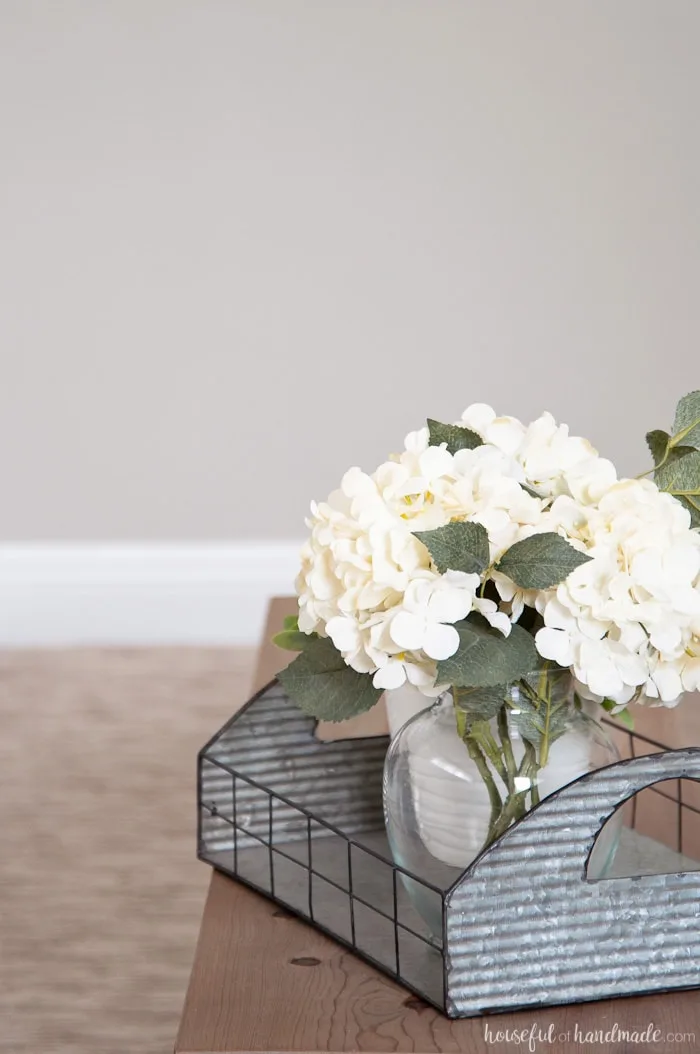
[[197, 678, 700, 1017]]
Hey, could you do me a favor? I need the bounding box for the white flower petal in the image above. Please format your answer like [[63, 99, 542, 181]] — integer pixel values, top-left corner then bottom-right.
[[389, 611, 426, 651], [651, 664, 684, 703], [404, 427, 429, 454], [345, 648, 377, 674], [649, 622, 683, 654], [298, 607, 318, 634], [543, 598, 577, 632], [487, 417, 526, 456], [422, 622, 460, 660], [418, 446, 454, 478], [460, 403, 496, 433], [405, 661, 437, 687], [427, 585, 474, 624], [681, 657, 700, 693], [325, 616, 360, 653], [485, 610, 512, 637], [492, 572, 516, 602], [473, 597, 512, 637], [373, 661, 407, 690], [535, 627, 574, 667]]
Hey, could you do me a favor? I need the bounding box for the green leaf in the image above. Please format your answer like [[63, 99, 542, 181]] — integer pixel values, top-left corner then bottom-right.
[[655, 447, 700, 492], [453, 684, 509, 722], [455, 707, 469, 739], [272, 630, 311, 652], [273, 615, 315, 651], [437, 615, 538, 688], [615, 708, 635, 731], [413, 521, 490, 575], [655, 449, 700, 526], [427, 418, 483, 454], [278, 636, 383, 721], [646, 429, 671, 467], [509, 696, 570, 749], [601, 698, 635, 730], [496, 532, 593, 590], [507, 697, 544, 747], [679, 496, 700, 528], [461, 716, 495, 744], [521, 658, 570, 697], [645, 392, 700, 481], [672, 390, 700, 451], [652, 446, 700, 526]]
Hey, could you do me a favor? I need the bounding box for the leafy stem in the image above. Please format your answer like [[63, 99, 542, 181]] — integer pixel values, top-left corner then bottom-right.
[[464, 736, 502, 835], [639, 397, 700, 482], [539, 699, 552, 769], [471, 725, 509, 784], [532, 662, 554, 768], [486, 744, 539, 843], [478, 562, 496, 598], [636, 445, 670, 480], [523, 740, 540, 807], [517, 677, 541, 705], [671, 415, 700, 448], [497, 704, 517, 793]]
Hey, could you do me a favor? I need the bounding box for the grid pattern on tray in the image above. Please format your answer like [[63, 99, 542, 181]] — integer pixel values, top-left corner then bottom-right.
[[199, 757, 447, 1008]]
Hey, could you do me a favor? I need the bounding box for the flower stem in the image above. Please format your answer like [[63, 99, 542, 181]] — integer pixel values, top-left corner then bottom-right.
[[522, 740, 540, 807], [486, 788, 528, 843], [636, 443, 673, 479], [464, 736, 502, 834], [485, 740, 541, 846], [457, 685, 550, 854], [536, 664, 553, 769], [497, 704, 517, 794], [473, 726, 509, 785]]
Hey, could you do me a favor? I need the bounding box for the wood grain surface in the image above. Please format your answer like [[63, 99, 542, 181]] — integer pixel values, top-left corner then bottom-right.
[[176, 597, 700, 1054]]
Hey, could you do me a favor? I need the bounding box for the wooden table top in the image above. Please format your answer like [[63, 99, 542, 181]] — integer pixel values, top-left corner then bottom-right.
[[176, 598, 700, 1054]]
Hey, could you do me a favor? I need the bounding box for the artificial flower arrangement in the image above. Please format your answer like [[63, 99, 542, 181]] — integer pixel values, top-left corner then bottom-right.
[[275, 392, 700, 861]]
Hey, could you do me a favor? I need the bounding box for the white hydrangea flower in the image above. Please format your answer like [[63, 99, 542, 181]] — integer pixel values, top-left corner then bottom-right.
[[297, 403, 700, 712], [461, 403, 526, 456], [461, 403, 618, 503], [297, 432, 545, 694], [387, 571, 478, 659], [534, 479, 700, 706]]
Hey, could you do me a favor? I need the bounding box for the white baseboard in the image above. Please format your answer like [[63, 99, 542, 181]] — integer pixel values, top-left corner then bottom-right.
[[0, 543, 304, 646]]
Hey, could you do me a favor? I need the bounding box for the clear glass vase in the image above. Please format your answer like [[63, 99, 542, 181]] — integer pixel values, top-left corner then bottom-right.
[[382, 676, 622, 937]]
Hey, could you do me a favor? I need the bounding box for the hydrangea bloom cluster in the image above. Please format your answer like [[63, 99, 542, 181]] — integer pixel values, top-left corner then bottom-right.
[[535, 481, 700, 705], [296, 405, 700, 707], [297, 437, 540, 691]]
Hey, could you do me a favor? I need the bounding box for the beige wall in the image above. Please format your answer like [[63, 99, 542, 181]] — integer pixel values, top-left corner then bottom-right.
[[0, 1, 697, 541]]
